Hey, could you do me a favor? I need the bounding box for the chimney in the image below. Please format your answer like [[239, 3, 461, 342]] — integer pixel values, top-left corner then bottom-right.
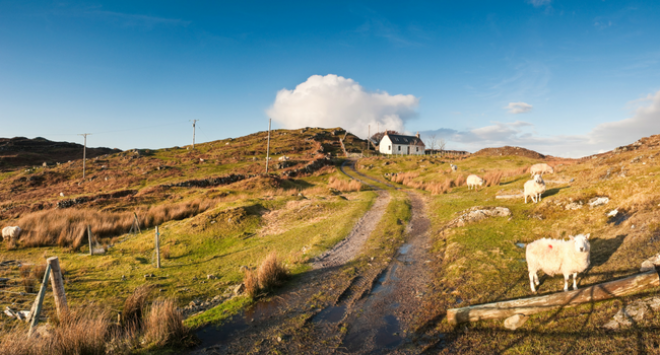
[[416, 132, 420, 138]]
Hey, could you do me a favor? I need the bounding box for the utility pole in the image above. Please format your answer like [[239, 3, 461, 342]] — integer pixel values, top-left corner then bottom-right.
[[78, 133, 91, 180], [368, 125, 370, 151], [265, 118, 271, 174], [190, 120, 199, 149]]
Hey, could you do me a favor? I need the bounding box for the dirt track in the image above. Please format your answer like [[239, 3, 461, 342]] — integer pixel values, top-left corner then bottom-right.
[[191, 160, 434, 354]]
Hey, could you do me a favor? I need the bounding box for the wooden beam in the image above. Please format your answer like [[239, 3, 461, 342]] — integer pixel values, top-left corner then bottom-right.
[[447, 268, 660, 325], [47, 257, 68, 317]]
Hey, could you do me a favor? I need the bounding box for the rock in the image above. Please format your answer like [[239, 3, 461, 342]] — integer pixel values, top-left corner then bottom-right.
[[207, 274, 216, 280], [589, 197, 609, 208], [645, 297, 660, 311], [503, 313, 528, 330], [234, 283, 245, 295], [450, 207, 511, 228], [640, 254, 660, 272], [606, 300, 649, 329], [607, 209, 618, 217], [565, 202, 582, 210]]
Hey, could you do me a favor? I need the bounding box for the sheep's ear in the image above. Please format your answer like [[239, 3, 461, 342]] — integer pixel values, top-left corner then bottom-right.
[[569, 235, 574, 240], [585, 233, 590, 239]]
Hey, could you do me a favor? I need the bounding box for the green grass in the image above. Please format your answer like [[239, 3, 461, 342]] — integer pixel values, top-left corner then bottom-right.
[[184, 296, 251, 329]]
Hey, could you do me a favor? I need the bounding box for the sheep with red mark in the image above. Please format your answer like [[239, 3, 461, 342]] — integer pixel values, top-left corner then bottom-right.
[[526, 234, 591, 292]]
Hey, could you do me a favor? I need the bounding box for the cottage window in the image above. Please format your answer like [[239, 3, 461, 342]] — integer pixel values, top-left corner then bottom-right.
[[416, 147, 419, 152], [398, 146, 401, 151], [388, 145, 391, 151]]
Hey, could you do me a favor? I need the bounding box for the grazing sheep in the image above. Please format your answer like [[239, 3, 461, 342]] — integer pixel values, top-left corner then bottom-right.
[[526, 234, 591, 292], [450, 164, 458, 172], [530, 163, 554, 176], [2, 226, 22, 242], [524, 174, 546, 203], [466, 174, 484, 190]]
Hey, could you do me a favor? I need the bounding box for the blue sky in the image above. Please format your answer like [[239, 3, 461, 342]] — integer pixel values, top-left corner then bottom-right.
[[1, 1, 660, 157]]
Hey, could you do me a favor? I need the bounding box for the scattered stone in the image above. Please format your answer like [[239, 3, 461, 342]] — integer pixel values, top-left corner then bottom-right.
[[565, 202, 582, 210], [589, 197, 609, 208], [604, 300, 648, 330], [234, 283, 245, 296], [640, 254, 660, 272], [207, 274, 216, 280], [449, 207, 511, 228], [607, 209, 618, 217], [504, 313, 529, 330]]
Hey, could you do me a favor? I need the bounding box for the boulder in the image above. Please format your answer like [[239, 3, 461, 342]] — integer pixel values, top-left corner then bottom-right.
[[503, 313, 528, 330]]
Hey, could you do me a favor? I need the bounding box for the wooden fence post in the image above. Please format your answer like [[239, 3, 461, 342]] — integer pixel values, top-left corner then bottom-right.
[[155, 226, 161, 269], [87, 225, 93, 256], [28, 263, 51, 336], [47, 257, 68, 317]]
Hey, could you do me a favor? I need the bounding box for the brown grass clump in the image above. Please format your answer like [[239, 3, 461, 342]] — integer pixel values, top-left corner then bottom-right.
[[52, 307, 110, 355], [391, 172, 420, 185], [15, 199, 217, 248], [122, 285, 153, 330], [144, 299, 188, 347], [243, 269, 260, 299], [454, 174, 467, 187], [242, 252, 289, 299], [483, 171, 503, 187], [428, 179, 453, 195], [257, 252, 289, 290], [0, 328, 47, 355], [328, 176, 362, 192], [161, 245, 171, 260]]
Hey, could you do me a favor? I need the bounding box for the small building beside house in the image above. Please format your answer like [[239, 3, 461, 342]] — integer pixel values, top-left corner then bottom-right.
[[378, 132, 426, 155]]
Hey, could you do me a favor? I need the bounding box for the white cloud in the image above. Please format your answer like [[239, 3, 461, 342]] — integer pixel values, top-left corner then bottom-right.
[[504, 102, 533, 114], [422, 89, 660, 158], [527, 0, 551, 7], [267, 74, 419, 138]]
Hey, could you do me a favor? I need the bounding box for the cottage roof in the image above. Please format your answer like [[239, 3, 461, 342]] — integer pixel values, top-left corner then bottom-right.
[[385, 133, 425, 146]]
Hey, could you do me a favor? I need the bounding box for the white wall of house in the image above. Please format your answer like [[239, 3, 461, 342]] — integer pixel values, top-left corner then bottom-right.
[[378, 135, 425, 155]]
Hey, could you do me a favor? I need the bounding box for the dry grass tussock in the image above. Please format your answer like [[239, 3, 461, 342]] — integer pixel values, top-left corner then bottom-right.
[[16, 199, 217, 248], [483, 171, 503, 187], [0, 289, 190, 354], [0, 306, 109, 355], [328, 176, 362, 192], [242, 252, 289, 299], [122, 285, 153, 330], [144, 299, 187, 347]]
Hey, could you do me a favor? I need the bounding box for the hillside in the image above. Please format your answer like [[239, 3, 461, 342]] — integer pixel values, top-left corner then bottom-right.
[[473, 145, 547, 159], [2, 129, 660, 354], [0, 137, 120, 172]]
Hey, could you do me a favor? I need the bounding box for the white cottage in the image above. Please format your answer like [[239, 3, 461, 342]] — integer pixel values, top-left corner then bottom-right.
[[378, 132, 425, 155]]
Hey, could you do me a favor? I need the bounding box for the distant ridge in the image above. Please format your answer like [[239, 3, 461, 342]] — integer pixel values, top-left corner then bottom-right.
[[0, 137, 121, 171], [473, 146, 546, 160]]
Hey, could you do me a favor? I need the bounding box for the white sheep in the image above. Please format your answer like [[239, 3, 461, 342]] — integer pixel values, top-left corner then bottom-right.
[[450, 164, 458, 172], [2, 226, 22, 242], [524, 174, 546, 203], [466, 174, 484, 190], [526, 234, 591, 292], [530, 163, 554, 176]]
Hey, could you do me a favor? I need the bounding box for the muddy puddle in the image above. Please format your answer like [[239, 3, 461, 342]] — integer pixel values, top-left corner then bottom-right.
[[340, 242, 417, 352], [195, 294, 291, 349]]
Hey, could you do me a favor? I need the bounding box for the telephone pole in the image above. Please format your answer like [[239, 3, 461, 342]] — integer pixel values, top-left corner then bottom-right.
[[78, 133, 91, 180], [265, 118, 271, 174], [190, 120, 199, 149]]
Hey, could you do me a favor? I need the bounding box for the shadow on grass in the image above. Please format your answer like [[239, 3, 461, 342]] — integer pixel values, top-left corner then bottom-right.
[[500, 176, 527, 186], [420, 270, 658, 355], [589, 234, 627, 269], [543, 186, 570, 198]]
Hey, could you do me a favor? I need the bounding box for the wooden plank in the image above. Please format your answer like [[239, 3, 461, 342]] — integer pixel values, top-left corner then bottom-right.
[[47, 257, 68, 317], [28, 263, 51, 336], [447, 269, 660, 325]]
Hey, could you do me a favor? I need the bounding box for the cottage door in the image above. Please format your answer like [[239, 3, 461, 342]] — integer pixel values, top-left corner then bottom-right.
[[407, 146, 410, 154]]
